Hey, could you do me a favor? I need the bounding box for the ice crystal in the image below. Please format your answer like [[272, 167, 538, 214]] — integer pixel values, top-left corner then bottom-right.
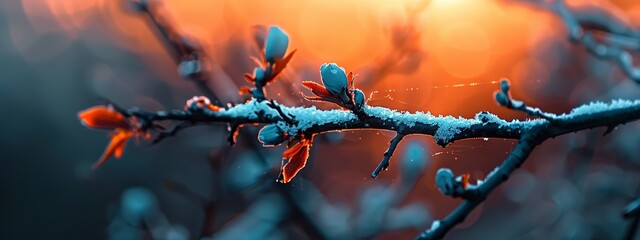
[[558, 99, 640, 119]]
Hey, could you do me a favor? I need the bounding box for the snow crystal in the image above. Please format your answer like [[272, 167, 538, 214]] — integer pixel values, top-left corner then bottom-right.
[[363, 106, 475, 142], [429, 220, 441, 231], [219, 99, 558, 142], [278, 105, 357, 133], [474, 112, 507, 125], [558, 99, 640, 119], [220, 99, 278, 119], [486, 167, 500, 180], [363, 106, 539, 143], [218, 99, 358, 135]]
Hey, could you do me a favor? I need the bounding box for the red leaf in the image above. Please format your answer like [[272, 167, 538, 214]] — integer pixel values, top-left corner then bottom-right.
[[269, 49, 297, 82], [243, 73, 255, 83], [302, 95, 344, 106], [249, 56, 264, 67], [302, 81, 330, 96], [78, 106, 130, 130], [301, 81, 345, 105], [93, 130, 133, 168], [301, 96, 327, 102], [283, 140, 304, 158], [280, 140, 311, 183]]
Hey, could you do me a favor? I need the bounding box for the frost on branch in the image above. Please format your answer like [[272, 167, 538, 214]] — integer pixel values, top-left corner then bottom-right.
[[77, 13, 640, 239], [79, 82, 640, 179]]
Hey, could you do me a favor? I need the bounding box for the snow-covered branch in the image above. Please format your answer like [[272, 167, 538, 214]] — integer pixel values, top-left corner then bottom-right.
[[77, 1, 640, 239], [417, 81, 640, 239], [80, 58, 640, 239], [83, 79, 640, 181]]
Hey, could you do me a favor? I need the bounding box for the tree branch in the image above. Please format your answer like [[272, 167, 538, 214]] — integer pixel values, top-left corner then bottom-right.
[[115, 88, 640, 240], [132, 0, 223, 106], [625, 196, 640, 219], [529, 0, 640, 83], [371, 133, 406, 178], [81, 3, 640, 238], [416, 132, 541, 240], [412, 86, 640, 238], [495, 79, 559, 122], [124, 97, 640, 147], [624, 194, 640, 240]]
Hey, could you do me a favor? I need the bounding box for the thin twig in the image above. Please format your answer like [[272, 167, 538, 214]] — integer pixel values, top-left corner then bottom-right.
[[416, 133, 542, 239], [371, 133, 406, 178], [538, 0, 640, 83], [152, 121, 196, 144], [135, 0, 223, 106], [625, 186, 640, 240]]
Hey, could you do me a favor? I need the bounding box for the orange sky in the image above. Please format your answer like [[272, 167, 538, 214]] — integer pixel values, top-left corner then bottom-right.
[[9, 0, 640, 115]]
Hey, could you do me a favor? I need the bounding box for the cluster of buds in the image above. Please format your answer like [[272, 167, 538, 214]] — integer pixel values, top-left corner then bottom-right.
[[494, 79, 523, 109], [258, 124, 312, 183], [435, 168, 471, 197], [242, 26, 296, 100], [302, 63, 367, 113]]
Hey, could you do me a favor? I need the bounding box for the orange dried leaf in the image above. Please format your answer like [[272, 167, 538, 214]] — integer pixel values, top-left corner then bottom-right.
[[301, 96, 327, 102], [208, 105, 220, 112], [461, 173, 470, 189], [269, 49, 297, 82], [283, 141, 304, 158], [93, 130, 133, 168], [302, 81, 331, 96], [280, 143, 310, 183], [278, 49, 296, 66], [78, 106, 130, 130], [243, 73, 255, 83], [301, 81, 344, 105], [239, 86, 252, 95], [249, 56, 264, 67]]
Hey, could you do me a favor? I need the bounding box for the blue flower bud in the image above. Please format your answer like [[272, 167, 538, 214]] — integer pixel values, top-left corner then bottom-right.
[[258, 124, 288, 146], [500, 79, 510, 93], [353, 89, 366, 109], [495, 91, 510, 107], [178, 59, 202, 80], [436, 168, 455, 195], [320, 63, 350, 103], [253, 67, 266, 83], [264, 26, 289, 63]]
